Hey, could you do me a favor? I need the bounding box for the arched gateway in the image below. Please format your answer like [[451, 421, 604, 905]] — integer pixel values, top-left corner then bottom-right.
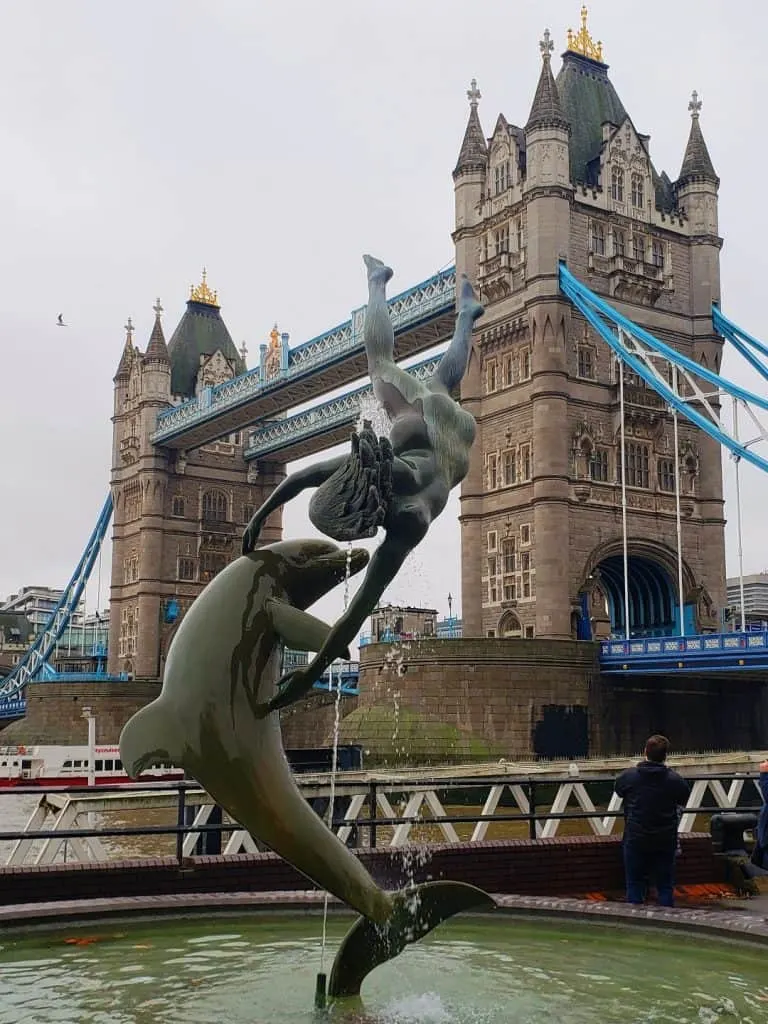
[[578, 541, 700, 640]]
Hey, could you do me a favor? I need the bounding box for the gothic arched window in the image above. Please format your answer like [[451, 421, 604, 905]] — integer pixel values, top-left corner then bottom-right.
[[202, 490, 228, 522], [631, 173, 644, 209], [590, 222, 606, 255], [499, 611, 522, 638], [172, 495, 185, 517], [610, 166, 624, 202]]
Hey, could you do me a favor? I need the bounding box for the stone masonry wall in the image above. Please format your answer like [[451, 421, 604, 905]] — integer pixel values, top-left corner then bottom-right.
[[350, 638, 601, 763], [279, 690, 358, 750], [0, 681, 162, 744]]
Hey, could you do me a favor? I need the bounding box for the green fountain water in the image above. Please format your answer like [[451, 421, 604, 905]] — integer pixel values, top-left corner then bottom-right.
[[1, 914, 766, 1024]]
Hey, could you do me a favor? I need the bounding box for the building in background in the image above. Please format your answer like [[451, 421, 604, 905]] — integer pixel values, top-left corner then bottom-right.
[[454, 11, 725, 642], [108, 276, 285, 678], [0, 612, 34, 676], [1, 586, 84, 637], [726, 573, 768, 630]]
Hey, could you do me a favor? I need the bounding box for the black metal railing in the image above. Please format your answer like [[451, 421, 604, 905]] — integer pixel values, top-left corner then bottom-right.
[[0, 772, 763, 865]]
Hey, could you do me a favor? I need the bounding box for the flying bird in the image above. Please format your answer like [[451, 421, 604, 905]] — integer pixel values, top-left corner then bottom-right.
[[56, 314, 67, 327]]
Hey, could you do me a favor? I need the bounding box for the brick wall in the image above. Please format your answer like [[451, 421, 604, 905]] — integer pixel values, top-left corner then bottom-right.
[[0, 834, 722, 907]]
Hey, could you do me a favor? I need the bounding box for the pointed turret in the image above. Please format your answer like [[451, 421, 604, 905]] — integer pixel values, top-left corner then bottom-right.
[[144, 298, 170, 363], [453, 80, 488, 283], [678, 90, 718, 185], [524, 30, 571, 192], [113, 317, 135, 381], [453, 79, 488, 178], [526, 28, 569, 132]]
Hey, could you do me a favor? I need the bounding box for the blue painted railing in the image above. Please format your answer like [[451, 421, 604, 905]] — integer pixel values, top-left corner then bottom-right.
[[245, 355, 441, 459], [600, 630, 768, 673], [0, 698, 26, 720], [358, 626, 462, 646], [152, 267, 456, 445], [600, 631, 768, 659]]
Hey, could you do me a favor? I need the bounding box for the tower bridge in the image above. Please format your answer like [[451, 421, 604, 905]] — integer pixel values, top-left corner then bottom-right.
[[150, 269, 456, 451], [4, 12, 768, 757]]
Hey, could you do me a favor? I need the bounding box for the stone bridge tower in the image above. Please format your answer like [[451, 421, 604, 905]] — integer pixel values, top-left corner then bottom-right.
[[108, 272, 284, 678], [454, 13, 725, 641]]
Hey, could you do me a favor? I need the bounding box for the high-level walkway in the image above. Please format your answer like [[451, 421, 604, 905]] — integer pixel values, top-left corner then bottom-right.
[[151, 267, 456, 450]]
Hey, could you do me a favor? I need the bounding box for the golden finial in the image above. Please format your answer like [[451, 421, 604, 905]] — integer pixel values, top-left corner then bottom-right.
[[189, 267, 220, 307], [566, 6, 603, 62], [269, 323, 280, 347]]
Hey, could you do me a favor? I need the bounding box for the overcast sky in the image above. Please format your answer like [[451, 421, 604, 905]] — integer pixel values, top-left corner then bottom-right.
[[1, 0, 767, 639]]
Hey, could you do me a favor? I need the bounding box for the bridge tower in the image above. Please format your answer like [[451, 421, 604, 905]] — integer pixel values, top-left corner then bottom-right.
[[454, 14, 725, 641], [108, 273, 284, 678]]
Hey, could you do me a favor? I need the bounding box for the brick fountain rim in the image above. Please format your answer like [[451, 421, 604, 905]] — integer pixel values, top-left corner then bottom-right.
[[1, 890, 767, 947]]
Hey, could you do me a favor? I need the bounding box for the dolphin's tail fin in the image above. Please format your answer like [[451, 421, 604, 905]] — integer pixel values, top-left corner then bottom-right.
[[327, 881, 495, 999]]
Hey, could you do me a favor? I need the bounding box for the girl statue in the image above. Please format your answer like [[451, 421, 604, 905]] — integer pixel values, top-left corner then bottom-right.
[[242, 255, 484, 712]]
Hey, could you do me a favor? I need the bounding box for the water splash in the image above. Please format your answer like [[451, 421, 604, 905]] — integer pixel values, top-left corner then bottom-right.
[[357, 392, 391, 438], [320, 541, 354, 974], [380, 992, 454, 1023]]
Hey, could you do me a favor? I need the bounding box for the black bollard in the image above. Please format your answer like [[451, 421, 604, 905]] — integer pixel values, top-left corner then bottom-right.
[[314, 972, 327, 1010]]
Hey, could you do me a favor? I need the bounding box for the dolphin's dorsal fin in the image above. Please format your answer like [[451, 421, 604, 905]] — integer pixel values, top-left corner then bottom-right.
[[265, 598, 348, 656]]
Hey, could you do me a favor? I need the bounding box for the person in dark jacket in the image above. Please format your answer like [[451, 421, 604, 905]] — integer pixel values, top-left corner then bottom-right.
[[614, 734, 690, 907]]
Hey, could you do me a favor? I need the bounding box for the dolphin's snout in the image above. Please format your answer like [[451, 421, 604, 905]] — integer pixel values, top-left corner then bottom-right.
[[348, 547, 369, 574], [314, 546, 369, 578], [288, 543, 370, 609]]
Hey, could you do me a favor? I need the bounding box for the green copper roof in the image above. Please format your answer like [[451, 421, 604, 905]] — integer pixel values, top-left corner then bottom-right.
[[167, 300, 245, 398], [555, 50, 626, 184]]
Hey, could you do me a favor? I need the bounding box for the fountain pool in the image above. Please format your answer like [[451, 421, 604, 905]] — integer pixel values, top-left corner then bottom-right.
[[1, 912, 767, 1024]]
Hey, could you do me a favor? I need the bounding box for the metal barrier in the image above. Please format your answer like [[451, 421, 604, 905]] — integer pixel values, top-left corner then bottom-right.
[[0, 767, 763, 867]]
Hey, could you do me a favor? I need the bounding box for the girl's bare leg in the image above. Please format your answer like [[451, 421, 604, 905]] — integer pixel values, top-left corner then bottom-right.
[[433, 274, 484, 392], [363, 254, 395, 373]]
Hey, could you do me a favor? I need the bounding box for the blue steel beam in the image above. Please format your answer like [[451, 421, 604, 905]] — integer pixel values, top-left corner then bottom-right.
[[151, 267, 456, 452], [0, 494, 113, 707], [559, 263, 768, 476], [245, 354, 441, 462], [712, 305, 768, 385]]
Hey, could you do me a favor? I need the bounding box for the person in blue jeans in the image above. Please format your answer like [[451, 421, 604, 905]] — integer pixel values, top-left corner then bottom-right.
[[614, 735, 690, 907]]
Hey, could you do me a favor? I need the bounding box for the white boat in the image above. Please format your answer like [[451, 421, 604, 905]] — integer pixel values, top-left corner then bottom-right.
[[0, 743, 183, 787]]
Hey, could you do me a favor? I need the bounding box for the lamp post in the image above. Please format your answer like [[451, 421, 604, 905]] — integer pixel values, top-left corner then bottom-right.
[[82, 706, 96, 787]]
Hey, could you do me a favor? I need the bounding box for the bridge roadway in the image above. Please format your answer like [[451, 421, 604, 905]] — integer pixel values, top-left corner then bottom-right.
[[151, 267, 456, 452], [243, 355, 441, 462]]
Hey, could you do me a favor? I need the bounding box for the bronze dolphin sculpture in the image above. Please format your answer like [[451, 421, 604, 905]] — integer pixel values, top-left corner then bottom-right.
[[119, 539, 494, 997]]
